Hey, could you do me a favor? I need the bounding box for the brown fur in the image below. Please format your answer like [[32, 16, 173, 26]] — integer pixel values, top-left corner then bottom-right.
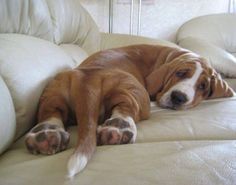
[[26, 44, 234, 175]]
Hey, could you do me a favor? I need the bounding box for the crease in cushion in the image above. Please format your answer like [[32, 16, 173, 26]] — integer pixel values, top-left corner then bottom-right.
[[45, 0, 101, 54], [59, 44, 88, 67], [10, 96, 236, 153], [0, 34, 75, 139], [0, 140, 236, 185], [0, 0, 53, 41], [136, 97, 236, 143], [34, 97, 236, 147], [0, 0, 101, 54], [0, 76, 16, 154]]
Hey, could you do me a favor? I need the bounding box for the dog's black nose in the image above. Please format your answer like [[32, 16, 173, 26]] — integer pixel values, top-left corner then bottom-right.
[[171, 91, 188, 105]]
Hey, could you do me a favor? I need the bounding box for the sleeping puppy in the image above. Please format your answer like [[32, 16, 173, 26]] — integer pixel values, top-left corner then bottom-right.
[[25, 44, 234, 177]]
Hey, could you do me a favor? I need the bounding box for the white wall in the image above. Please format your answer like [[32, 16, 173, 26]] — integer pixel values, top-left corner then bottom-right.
[[80, 0, 232, 42]]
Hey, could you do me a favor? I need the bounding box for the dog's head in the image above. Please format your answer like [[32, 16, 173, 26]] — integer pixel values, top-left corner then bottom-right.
[[146, 53, 234, 110]]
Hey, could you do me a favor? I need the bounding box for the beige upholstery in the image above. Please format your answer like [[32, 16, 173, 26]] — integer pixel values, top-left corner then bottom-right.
[[0, 34, 75, 140], [1, 98, 236, 185], [0, 76, 15, 154], [0, 0, 100, 54], [0, 1, 236, 184], [1, 141, 236, 185], [59, 44, 89, 66], [101, 33, 177, 50]]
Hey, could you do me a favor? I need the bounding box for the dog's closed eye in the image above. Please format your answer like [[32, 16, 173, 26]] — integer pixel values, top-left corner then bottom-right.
[[175, 69, 189, 78]]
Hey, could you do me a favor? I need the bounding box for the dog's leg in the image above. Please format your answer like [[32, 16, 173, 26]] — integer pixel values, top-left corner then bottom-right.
[[97, 82, 150, 146], [25, 74, 70, 155]]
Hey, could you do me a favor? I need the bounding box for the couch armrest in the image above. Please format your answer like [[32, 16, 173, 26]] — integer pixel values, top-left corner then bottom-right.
[[0, 76, 16, 154], [100, 33, 176, 50], [178, 37, 236, 78]]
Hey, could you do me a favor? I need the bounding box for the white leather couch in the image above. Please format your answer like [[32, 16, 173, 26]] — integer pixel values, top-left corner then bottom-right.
[[0, 1, 236, 185]]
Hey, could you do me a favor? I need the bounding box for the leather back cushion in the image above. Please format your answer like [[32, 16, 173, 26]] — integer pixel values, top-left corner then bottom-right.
[[0, 34, 75, 139], [0, 76, 15, 154], [0, 0, 100, 54]]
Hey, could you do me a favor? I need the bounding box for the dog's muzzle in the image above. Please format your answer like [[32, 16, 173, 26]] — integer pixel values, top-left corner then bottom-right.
[[170, 90, 188, 106]]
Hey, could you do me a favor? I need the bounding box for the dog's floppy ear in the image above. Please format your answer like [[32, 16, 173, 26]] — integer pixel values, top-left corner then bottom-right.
[[207, 68, 235, 99], [145, 64, 169, 97]]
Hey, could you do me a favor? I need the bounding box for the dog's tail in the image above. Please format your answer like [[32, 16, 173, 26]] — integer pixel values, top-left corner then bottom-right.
[[67, 126, 97, 178], [67, 72, 101, 178]]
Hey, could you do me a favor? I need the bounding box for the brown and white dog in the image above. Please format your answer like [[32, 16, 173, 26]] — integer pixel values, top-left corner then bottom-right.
[[25, 44, 234, 177]]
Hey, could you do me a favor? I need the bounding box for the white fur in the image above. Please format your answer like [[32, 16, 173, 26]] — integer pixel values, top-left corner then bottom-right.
[[160, 62, 203, 107], [44, 117, 64, 127], [27, 117, 64, 137], [67, 153, 88, 178], [111, 111, 137, 143]]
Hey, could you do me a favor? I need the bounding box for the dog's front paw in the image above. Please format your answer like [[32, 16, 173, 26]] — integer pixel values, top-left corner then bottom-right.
[[97, 118, 136, 146], [25, 123, 70, 155]]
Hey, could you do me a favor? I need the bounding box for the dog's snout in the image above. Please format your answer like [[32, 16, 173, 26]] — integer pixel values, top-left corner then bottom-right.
[[171, 91, 188, 105]]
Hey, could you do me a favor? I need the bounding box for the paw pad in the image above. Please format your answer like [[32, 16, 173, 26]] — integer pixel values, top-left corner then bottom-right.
[[25, 123, 70, 155], [97, 118, 135, 146]]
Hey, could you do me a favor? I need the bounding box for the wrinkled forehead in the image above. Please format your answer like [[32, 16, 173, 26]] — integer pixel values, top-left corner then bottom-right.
[[174, 60, 208, 86], [188, 60, 210, 77], [175, 60, 200, 75], [178, 56, 208, 76], [182, 61, 203, 79], [177, 60, 197, 70]]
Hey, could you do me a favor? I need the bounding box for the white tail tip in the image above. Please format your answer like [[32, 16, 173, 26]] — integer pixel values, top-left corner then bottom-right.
[[67, 153, 88, 178]]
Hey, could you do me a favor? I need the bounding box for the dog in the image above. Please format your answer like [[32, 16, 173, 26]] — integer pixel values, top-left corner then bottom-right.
[[25, 44, 234, 177]]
